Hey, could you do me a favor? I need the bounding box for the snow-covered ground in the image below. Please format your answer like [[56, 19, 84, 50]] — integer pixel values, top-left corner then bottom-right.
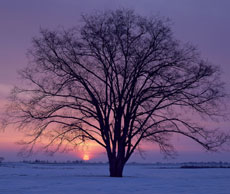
[[0, 162, 229, 194]]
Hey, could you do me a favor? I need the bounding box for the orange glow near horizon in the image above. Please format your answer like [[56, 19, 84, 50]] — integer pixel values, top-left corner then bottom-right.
[[1, 124, 224, 162], [75, 140, 104, 161], [83, 154, 90, 161], [0, 127, 203, 159], [0, 125, 105, 160]]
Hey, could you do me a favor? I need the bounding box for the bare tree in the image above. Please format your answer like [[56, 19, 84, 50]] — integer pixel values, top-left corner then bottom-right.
[[3, 9, 228, 177]]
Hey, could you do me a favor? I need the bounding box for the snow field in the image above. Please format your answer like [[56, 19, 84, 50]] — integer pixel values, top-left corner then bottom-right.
[[0, 163, 229, 194]]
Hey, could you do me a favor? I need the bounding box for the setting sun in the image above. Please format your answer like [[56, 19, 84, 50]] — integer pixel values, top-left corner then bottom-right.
[[83, 154, 90, 161]]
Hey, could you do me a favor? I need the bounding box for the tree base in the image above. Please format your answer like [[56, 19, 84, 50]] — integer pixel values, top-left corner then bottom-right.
[[109, 160, 124, 177]]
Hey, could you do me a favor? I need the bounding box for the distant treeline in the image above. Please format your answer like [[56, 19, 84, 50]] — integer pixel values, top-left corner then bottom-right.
[[19, 160, 230, 168], [22, 159, 86, 164], [180, 161, 230, 169], [21, 159, 106, 165]]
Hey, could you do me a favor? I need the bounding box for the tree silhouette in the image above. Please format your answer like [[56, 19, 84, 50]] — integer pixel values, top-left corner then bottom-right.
[[4, 9, 227, 177]]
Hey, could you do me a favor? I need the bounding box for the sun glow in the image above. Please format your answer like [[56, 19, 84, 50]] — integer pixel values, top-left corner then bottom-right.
[[83, 154, 90, 161]]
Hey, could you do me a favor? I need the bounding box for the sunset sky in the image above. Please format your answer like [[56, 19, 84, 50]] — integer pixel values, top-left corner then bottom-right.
[[1, 0, 230, 162]]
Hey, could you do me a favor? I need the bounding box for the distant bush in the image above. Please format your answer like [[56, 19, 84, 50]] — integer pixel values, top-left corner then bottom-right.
[[0, 157, 4, 163]]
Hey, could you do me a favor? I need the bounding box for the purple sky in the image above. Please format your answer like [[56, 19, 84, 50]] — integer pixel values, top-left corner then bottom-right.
[[0, 0, 230, 162]]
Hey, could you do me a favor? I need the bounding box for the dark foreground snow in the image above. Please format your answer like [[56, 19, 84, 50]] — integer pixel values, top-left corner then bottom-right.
[[0, 163, 229, 194]]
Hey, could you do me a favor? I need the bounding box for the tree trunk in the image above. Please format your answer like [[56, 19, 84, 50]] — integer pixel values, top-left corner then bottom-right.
[[109, 158, 125, 177]]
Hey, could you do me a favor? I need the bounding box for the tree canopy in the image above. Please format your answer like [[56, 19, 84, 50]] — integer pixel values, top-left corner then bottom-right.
[[4, 9, 228, 177]]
